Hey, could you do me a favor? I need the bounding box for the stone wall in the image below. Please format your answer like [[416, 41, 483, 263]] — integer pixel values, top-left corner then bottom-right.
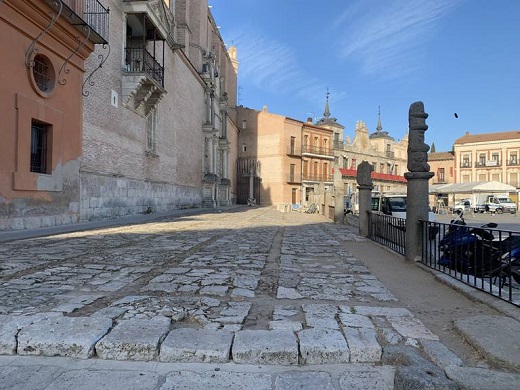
[[79, 172, 202, 221]]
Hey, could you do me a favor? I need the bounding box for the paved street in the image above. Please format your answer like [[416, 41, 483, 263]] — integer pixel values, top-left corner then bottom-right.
[[1, 206, 519, 389]]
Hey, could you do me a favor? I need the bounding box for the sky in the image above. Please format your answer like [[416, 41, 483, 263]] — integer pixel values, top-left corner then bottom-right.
[[211, 0, 520, 152]]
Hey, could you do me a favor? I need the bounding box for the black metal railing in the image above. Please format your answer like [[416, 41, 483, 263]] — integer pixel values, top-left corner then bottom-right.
[[420, 220, 520, 307], [61, 0, 110, 43], [475, 160, 501, 168], [287, 174, 302, 184], [302, 173, 333, 182], [125, 47, 164, 87], [302, 145, 334, 157], [368, 212, 406, 255]]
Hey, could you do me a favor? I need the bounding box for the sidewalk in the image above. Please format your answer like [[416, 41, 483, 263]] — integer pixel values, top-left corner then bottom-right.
[[0, 206, 519, 389]]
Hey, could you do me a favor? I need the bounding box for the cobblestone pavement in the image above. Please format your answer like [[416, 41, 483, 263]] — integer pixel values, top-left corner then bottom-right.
[[1, 206, 519, 389]]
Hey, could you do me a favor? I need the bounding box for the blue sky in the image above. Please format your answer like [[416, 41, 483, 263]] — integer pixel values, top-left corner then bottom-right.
[[211, 0, 520, 152]]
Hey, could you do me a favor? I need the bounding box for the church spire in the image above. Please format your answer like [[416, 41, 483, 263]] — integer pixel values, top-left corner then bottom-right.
[[376, 106, 382, 133], [323, 88, 331, 119]]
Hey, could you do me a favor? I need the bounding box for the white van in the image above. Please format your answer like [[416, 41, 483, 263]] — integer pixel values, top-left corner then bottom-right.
[[371, 194, 436, 220]]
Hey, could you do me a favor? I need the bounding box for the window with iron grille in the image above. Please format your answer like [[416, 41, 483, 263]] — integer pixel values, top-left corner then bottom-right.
[[146, 110, 157, 152], [32, 54, 54, 93], [31, 120, 50, 174]]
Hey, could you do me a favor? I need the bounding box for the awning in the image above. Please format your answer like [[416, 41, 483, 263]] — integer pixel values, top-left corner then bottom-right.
[[430, 181, 517, 194]]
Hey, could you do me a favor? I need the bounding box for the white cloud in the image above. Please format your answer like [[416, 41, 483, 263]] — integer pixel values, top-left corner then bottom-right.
[[335, 0, 462, 77], [228, 31, 347, 110]]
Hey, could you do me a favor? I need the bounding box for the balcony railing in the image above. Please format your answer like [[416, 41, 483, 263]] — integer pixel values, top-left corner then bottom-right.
[[60, 0, 110, 43], [125, 47, 164, 87], [475, 160, 501, 168], [385, 150, 395, 158], [507, 160, 519, 166], [302, 145, 334, 157], [287, 175, 302, 184], [286, 147, 301, 156], [302, 173, 333, 182], [460, 162, 471, 168]]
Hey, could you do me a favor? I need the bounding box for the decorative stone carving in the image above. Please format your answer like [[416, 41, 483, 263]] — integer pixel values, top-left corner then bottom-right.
[[356, 161, 373, 187], [407, 102, 430, 172]]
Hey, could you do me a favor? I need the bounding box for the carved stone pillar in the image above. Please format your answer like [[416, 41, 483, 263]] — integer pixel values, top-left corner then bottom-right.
[[357, 161, 374, 237], [405, 102, 434, 262]]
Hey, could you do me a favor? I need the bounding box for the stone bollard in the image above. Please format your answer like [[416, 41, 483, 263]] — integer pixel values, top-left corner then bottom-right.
[[357, 161, 374, 237], [405, 102, 434, 261]]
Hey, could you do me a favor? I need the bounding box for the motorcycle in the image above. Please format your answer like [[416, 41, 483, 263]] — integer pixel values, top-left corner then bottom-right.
[[438, 211, 505, 279]]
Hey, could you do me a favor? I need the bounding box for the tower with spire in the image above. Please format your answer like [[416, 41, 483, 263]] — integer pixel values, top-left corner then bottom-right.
[[369, 106, 394, 140], [315, 89, 345, 146]]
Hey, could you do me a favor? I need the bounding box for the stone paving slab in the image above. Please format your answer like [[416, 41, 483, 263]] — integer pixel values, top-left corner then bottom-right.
[[298, 329, 350, 364], [454, 315, 520, 370], [161, 371, 272, 390], [342, 327, 382, 363], [160, 328, 233, 363], [444, 365, 520, 390], [0, 364, 67, 390], [274, 371, 335, 390], [232, 330, 298, 365], [17, 316, 112, 359], [96, 317, 171, 361], [46, 369, 161, 390]]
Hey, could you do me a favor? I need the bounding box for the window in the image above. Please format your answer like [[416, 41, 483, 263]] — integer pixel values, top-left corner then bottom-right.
[[32, 54, 55, 94], [479, 153, 486, 165], [30, 120, 50, 174], [351, 158, 356, 169], [491, 173, 500, 181], [462, 174, 470, 183], [292, 188, 297, 204], [478, 173, 487, 181], [343, 157, 349, 169], [303, 160, 308, 176], [303, 135, 308, 147], [289, 164, 295, 182], [510, 152, 518, 164], [462, 155, 470, 167], [290, 136, 295, 154], [324, 163, 328, 179], [438, 168, 445, 182], [314, 137, 319, 152], [146, 109, 157, 152]]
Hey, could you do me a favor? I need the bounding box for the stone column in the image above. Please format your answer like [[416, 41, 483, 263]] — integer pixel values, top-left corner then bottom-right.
[[334, 165, 344, 223], [405, 102, 434, 262], [357, 161, 373, 237]]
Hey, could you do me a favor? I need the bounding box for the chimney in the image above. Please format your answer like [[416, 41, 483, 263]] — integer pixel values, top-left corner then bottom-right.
[[307, 117, 313, 123]]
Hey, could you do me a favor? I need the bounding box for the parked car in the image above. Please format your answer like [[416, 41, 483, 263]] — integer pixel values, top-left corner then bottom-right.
[[452, 199, 471, 214]]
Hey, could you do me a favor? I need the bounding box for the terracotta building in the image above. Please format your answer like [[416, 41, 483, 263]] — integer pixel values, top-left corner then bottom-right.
[[428, 152, 455, 186], [0, 0, 108, 230], [1, 0, 238, 231], [236, 98, 409, 218], [80, 0, 238, 221], [236, 106, 303, 206], [453, 131, 520, 187]]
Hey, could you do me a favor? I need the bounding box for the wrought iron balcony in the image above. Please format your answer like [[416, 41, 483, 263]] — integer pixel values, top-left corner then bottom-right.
[[286, 146, 301, 156], [287, 174, 302, 184], [56, 0, 110, 44], [302, 145, 334, 157], [302, 173, 333, 182], [507, 160, 519, 166], [125, 47, 164, 87], [475, 160, 501, 168], [460, 161, 471, 168]]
